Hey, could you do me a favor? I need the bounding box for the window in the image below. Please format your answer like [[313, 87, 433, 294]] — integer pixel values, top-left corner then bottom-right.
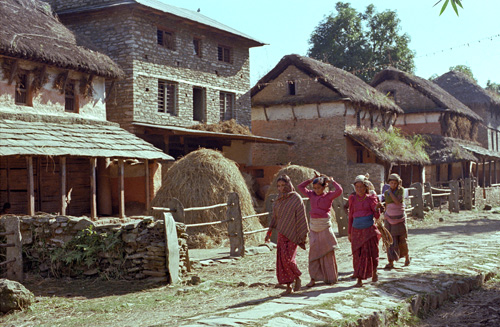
[[157, 28, 175, 50], [193, 87, 205, 122], [65, 80, 77, 112], [356, 111, 361, 127], [288, 81, 296, 95], [193, 38, 201, 57], [356, 149, 363, 163], [217, 45, 231, 63], [15, 72, 29, 105], [158, 80, 177, 114], [220, 92, 234, 121]]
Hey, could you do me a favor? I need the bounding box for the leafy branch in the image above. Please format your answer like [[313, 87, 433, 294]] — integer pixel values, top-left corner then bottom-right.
[[434, 0, 463, 16]]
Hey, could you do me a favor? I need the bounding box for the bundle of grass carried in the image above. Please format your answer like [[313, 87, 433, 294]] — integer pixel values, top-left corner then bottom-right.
[[264, 165, 337, 228], [151, 149, 262, 248]]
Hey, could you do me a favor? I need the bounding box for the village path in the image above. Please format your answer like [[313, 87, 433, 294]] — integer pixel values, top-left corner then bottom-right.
[[178, 210, 500, 327]]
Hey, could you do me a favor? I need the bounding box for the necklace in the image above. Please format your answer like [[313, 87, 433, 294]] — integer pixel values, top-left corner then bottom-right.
[[356, 194, 367, 202]]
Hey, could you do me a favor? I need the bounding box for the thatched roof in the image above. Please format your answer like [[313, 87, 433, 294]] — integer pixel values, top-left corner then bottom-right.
[[371, 67, 481, 121], [434, 71, 500, 111], [423, 134, 480, 164], [54, 0, 264, 47], [0, 111, 172, 160], [0, 0, 124, 79], [345, 126, 430, 165], [251, 54, 403, 114]]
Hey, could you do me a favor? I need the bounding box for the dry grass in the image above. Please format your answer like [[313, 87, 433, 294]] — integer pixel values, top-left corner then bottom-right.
[[189, 119, 252, 135], [150, 149, 261, 247]]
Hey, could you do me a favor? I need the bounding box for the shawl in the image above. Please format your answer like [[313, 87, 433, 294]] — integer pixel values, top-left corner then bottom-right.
[[269, 182, 309, 248]]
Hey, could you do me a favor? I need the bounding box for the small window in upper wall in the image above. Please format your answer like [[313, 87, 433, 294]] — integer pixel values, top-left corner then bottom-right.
[[65, 80, 77, 112], [193, 38, 201, 57], [217, 45, 231, 63], [220, 91, 235, 121], [15, 72, 30, 105], [288, 81, 296, 95], [157, 28, 175, 50], [158, 80, 177, 115]]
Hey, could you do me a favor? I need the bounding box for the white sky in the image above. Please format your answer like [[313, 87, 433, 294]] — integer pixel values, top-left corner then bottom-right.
[[161, 0, 500, 88]]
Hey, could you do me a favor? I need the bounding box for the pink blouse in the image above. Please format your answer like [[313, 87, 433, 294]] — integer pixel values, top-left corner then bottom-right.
[[347, 193, 380, 234], [297, 178, 343, 218]]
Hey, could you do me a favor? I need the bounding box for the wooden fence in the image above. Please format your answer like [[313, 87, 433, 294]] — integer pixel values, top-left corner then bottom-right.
[[0, 216, 23, 282]]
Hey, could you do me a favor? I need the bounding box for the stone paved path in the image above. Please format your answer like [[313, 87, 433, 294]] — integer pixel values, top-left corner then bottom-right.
[[182, 215, 500, 327]]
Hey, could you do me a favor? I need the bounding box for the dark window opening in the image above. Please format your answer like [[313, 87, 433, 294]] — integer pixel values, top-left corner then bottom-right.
[[157, 29, 175, 50], [288, 81, 296, 95], [15, 73, 28, 105], [193, 87, 205, 122], [158, 80, 176, 114], [220, 92, 234, 121], [193, 38, 201, 57], [217, 45, 231, 63], [356, 111, 361, 127], [65, 80, 76, 112], [370, 114, 374, 128], [436, 165, 441, 182], [356, 149, 363, 163]]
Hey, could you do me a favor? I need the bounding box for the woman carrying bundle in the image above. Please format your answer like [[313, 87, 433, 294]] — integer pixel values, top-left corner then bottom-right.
[[382, 174, 410, 269], [265, 175, 309, 295], [297, 174, 343, 287], [348, 175, 381, 287]]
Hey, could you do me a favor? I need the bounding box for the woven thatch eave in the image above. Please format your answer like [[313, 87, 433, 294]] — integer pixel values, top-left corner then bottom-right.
[[0, 0, 124, 79], [251, 54, 403, 114], [423, 134, 480, 165], [371, 67, 481, 122], [345, 126, 430, 165], [434, 71, 500, 112]]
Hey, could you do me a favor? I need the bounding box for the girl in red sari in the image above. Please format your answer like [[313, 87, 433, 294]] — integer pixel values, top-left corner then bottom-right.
[[265, 175, 309, 295], [348, 175, 381, 287]]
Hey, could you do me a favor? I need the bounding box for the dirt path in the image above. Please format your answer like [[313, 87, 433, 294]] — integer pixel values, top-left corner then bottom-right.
[[1, 209, 500, 327]]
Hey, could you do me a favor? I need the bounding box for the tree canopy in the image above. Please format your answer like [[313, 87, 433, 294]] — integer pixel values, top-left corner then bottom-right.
[[307, 2, 415, 83], [449, 65, 477, 82]]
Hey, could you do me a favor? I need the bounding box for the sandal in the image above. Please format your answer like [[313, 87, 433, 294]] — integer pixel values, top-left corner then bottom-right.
[[384, 263, 394, 270], [306, 280, 315, 288]]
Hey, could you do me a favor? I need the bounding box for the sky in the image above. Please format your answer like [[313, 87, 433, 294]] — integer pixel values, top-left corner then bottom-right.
[[161, 0, 499, 88]]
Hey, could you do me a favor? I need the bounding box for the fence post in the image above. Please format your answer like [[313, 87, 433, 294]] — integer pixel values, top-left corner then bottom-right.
[[424, 182, 434, 210], [5, 216, 23, 282], [163, 212, 180, 284], [463, 178, 473, 210], [227, 192, 244, 257], [167, 198, 185, 223], [265, 194, 278, 243], [449, 180, 460, 213], [410, 182, 424, 218], [333, 196, 348, 237]]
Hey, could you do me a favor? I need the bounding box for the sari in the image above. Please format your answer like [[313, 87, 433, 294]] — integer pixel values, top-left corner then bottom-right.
[[383, 187, 409, 262]]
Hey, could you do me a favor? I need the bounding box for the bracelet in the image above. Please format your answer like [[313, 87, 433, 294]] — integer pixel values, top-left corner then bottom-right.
[[266, 229, 272, 237]]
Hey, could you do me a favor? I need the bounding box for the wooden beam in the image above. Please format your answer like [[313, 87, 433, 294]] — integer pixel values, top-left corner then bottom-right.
[[145, 159, 150, 212], [409, 164, 413, 184], [489, 160, 492, 187], [26, 156, 35, 216], [104, 80, 115, 103], [8, 60, 18, 85], [60, 157, 67, 216], [61, 71, 69, 95], [90, 157, 97, 219], [118, 159, 125, 218]]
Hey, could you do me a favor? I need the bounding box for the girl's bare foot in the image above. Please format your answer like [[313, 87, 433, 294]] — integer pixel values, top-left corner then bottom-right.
[[293, 277, 302, 292], [306, 280, 315, 288], [384, 262, 394, 269], [282, 284, 292, 295], [372, 272, 378, 282], [404, 256, 411, 266], [354, 278, 363, 287]]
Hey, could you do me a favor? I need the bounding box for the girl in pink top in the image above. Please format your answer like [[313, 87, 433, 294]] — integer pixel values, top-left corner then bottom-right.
[[298, 174, 343, 287]]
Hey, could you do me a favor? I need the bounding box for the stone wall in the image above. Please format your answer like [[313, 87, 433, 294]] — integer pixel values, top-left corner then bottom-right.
[[10, 214, 188, 281], [47, 2, 253, 129], [475, 187, 500, 209]]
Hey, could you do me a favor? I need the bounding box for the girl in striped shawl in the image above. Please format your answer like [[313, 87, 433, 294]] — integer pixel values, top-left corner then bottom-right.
[[265, 174, 309, 295]]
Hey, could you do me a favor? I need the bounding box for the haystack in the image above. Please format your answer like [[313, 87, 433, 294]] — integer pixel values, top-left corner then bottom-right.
[[150, 149, 262, 247]]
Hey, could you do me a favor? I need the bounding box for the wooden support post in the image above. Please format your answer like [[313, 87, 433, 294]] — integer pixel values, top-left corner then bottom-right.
[[163, 211, 180, 284], [90, 157, 97, 220], [333, 195, 348, 237], [495, 161, 498, 185], [409, 182, 424, 218], [145, 159, 151, 212], [118, 159, 125, 218], [6, 157, 11, 203], [265, 194, 278, 243], [227, 192, 244, 257], [166, 197, 189, 272], [475, 161, 479, 184], [448, 180, 460, 213], [463, 177, 473, 210], [482, 159, 486, 188], [4, 216, 23, 282], [409, 164, 413, 184], [424, 182, 434, 210], [488, 160, 492, 187], [60, 157, 67, 215], [26, 156, 35, 216]]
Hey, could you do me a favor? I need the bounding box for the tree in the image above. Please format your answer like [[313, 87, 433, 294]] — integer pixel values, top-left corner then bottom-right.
[[449, 65, 477, 82], [486, 80, 500, 96], [434, 0, 463, 16], [308, 2, 415, 83]]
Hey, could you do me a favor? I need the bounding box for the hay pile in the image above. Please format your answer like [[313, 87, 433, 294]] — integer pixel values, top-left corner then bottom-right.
[[150, 149, 262, 248], [189, 119, 252, 135]]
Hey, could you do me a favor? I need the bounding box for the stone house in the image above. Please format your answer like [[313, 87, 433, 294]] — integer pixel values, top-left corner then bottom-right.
[[250, 54, 421, 190], [435, 71, 500, 186], [371, 67, 485, 185], [0, 0, 172, 217], [43, 0, 279, 163]]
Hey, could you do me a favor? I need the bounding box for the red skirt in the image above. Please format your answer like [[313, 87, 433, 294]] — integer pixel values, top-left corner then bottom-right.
[[276, 233, 301, 284], [351, 225, 381, 280]]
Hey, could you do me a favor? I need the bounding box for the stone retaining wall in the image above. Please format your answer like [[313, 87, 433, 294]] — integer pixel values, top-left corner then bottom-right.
[[4, 214, 188, 281], [475, 186, 500, 209]]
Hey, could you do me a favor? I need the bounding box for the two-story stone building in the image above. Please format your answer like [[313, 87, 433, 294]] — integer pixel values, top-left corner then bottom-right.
[[0, 0, 172, 217], [44, 0, 276, 162]]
